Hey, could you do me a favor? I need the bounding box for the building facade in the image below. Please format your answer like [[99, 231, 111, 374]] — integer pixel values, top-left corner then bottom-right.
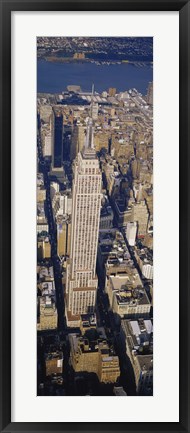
[[131, 201, 149, 237], [37, 296, 57, 331], [51, 108, 63, 169], [121, 319, 153, 395], [45, 351, 63, 376], [65, 118, 102, 326], [126, 221, 137, 246], [69, 334, 120, 384], [71, 124, 86, 161]]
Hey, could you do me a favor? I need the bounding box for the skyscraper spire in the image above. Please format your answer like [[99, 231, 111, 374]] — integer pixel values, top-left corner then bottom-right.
[[84, 83, 95, 152], [90, 83, 94, 118]]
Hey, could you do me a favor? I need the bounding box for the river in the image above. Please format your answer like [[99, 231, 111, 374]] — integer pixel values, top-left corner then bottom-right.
[[37, 59, 153, 95]]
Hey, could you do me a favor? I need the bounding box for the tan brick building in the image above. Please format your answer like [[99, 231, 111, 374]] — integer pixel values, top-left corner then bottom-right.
[[69, 335, 120, 384], [45, 351, 63, 376]]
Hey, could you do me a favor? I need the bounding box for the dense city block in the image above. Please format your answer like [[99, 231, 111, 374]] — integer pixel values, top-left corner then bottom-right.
[[37, 39, 153, 396]]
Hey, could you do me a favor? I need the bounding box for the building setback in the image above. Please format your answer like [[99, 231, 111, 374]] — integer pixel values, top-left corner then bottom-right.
[[65, 116, 102, 327]]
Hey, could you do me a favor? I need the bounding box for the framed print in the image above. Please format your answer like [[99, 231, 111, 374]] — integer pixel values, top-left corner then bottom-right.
[[0, 1, 189, 432]]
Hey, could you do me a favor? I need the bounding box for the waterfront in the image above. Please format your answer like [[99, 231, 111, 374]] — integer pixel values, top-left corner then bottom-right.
[[37, 59, 153, 95]]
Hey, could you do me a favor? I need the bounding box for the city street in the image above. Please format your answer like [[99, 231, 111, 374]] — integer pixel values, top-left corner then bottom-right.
[[37, 132, 65, 330]]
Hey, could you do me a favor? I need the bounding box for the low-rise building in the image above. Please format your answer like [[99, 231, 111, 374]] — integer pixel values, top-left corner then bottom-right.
[[106, 273, 150, 319], [69, 335, 120, 384], [37, 264, 54, 281], [37, 202, 49, 235], [80, 313, 97, 335], [113, 386, 127, 396], [37, 186, 46, 203], [37, 296, 58, 331], [37, 235, 51, 260], [134, 245, 153, 280], [121, 318, 153, 395], [112, 288, 150, 319], [45, 351, 63, 376], [106, 266, 142, 302], [98, 229, 130, 270], [37, 265, 57, 331]]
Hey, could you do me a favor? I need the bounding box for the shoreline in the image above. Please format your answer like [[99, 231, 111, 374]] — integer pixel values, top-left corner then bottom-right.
[[38, 56, 153, 67]]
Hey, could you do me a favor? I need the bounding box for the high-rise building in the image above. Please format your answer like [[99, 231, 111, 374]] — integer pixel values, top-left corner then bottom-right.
[[126, 221, 137, 246], [71, 124, 86, 161], [108, 87, 117, 97], [131, 201, 149, 237], [50, 181, 59, 200], [57, 215, 71, 257], [57, 217, 67, 257], [44, 132, 52, 158], [51, 108, 63, 169], [91, 103, 98, 120], [65, 117, 102, 327], [52, 192, 72, 220], [146, 82, 153, 105], [50, 108, 65, 182]]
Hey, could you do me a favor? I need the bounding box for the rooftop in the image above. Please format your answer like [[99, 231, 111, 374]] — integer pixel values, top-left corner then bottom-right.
[[122, 318, 153, 355], [115, 287, 149, 307]]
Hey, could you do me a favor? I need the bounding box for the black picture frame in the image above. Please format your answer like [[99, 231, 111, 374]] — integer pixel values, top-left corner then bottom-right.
[[0, 1, 189, 432]]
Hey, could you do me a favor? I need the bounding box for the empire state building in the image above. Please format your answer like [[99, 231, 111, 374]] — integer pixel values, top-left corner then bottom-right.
[[65, 116, 102, 327]]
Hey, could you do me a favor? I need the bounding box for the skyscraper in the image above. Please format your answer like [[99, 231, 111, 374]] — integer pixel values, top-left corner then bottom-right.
[[146, 82, 153, 105], [70, 123, 86, 161], [51, 108, 63, 168], [50, 108, 65, 182], [65, 116, 102, 327]]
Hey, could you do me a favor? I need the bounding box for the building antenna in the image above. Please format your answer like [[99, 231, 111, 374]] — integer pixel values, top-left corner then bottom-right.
[[90, 83, 94, 118], [84, 83, 95, 150]]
